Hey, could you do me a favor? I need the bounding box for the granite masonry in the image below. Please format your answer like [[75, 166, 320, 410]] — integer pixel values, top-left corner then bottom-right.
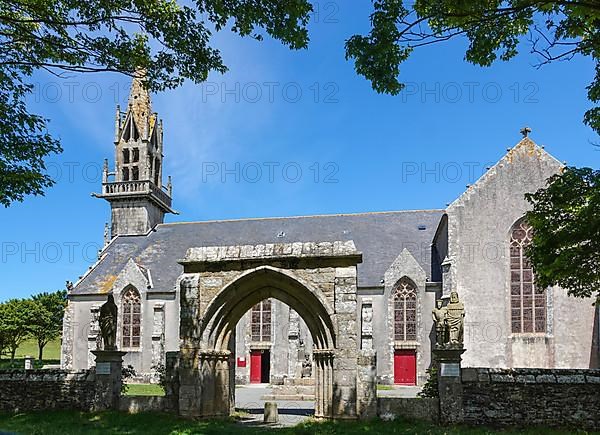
[[60, 76, 599, 421], [174, 240, 376, 419], [461, 368, 600, 429], [0, 369, 96, 412]]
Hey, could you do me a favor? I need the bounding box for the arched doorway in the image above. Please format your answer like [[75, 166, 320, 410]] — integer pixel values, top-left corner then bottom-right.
[[174, 241, 376, 420]]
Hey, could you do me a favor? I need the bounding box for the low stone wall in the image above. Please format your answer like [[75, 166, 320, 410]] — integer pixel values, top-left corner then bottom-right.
[[0, 369, 96, 412], [378, 397, 439, 423], [119, 396, 167, 413], [461, 368, 600, 429]]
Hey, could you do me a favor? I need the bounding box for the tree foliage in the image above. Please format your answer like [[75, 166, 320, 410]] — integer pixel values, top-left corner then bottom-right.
[[0, 298, 37, 360], [346, 1, 600, 134], [30, 290, 67, 360], [2, 1, 600, 206], [0, 0, 313, 206], [0, 290, 67, 361], [525, 167, 600, 300]]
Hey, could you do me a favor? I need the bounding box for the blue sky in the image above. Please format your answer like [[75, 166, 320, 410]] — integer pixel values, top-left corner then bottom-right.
[[2, 3, 599, 301]]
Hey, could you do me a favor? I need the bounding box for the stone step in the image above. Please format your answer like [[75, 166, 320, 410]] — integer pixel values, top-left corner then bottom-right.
[[271, 385, 315, 396], [261, 394, 316, 401], [283, 377, 315, 387]]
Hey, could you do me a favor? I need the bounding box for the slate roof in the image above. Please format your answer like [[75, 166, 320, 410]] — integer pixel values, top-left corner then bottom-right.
[[71, 210, 444, 295]]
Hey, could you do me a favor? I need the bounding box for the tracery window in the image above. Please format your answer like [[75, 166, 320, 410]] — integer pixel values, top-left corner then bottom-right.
[[122, 287, 141, 348], [510, 220, 546, 333], [251, 299, 272, 342], [393, 277, 417, 341]]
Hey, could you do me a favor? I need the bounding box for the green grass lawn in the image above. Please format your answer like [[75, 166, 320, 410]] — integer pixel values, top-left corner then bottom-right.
[[13, 338, 61, 360], [377, 384, 395, 390], [0, 411, 595, 435], [0, 338, 61, 369], [124, 384, 165, 397]]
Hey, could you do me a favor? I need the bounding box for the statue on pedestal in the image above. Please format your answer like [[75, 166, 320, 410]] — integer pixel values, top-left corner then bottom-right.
[[99, 294, 118, 351], [301, 354, 312, 378], [432, 299, 448, 346], [446, 291, 465, 345]]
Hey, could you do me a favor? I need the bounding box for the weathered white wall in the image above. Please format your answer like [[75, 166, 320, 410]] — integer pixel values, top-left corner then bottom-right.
[[446, 138, 597, 369]]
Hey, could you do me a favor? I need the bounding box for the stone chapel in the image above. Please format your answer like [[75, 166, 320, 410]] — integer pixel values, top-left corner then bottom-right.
[[61, 77, 599, 387]]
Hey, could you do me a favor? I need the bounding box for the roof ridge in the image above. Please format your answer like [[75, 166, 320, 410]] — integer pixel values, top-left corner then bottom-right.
[[157, 209, 445, 227]]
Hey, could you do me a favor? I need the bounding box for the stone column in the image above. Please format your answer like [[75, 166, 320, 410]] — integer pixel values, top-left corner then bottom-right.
[[60, 300, 75, 370], [288, 309, 301, 379], [361, 300, 373, 350], [178, 349, 231, 418], [91, 350, 127, 411], [177, 347, 202, 417], [288, 308, 304, 378], [314, 351, 323, 418], [441, 257, 452, 298], [151, 302, 166, 382], [332, 266, 359, 420], [356, 349, 377, 419], [313, 349, 334, 419], [165, 351, 180, 412], [88, 305, 101, 368], [199, 350, 231, 418], [433, 347, 465, 425]]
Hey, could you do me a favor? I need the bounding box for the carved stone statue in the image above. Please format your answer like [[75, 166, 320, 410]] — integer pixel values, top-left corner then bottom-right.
[[446, 291, 465, 345], [432, 299, 448, 346], [301, 354, 312, 378], [297, 339, 306, 362], [99, 294, 118, 351]]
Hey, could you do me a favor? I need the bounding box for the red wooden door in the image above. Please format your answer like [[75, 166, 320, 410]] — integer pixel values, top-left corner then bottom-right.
[[394, 350, 416, 385], [250, 350, 262, 383]]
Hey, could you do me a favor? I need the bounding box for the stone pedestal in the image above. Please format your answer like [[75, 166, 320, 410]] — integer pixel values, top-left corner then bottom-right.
[[24, 356, 34, 370], [356, 350, 377, 419], [264, 402, 279, 423], [178, 349, 231, 418], [91, 350, 127, 411], [432, 346, 465, 425], [165, 351, 181, 412]]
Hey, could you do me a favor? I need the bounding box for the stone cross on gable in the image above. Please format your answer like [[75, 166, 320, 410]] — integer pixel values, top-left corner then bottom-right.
[[520, 126, 532, 138]]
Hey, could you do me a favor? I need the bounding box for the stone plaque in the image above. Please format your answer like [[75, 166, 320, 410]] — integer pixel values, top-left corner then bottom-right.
[[96, 362, 111, 375], [440, 363, 460, 377]]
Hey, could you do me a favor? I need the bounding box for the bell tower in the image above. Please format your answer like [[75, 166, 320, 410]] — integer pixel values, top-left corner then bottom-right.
[[95, 74, 175, 237]]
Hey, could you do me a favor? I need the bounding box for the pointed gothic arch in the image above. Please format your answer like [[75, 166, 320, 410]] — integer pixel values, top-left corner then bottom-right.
[[199, 266, 336, 352], [120, 286, 141, 349], [392, 276, 418, 342]]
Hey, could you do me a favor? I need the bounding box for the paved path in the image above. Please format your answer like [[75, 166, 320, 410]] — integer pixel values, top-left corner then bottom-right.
[[234, 384, 421, 427], [235, 384, 314, 427]]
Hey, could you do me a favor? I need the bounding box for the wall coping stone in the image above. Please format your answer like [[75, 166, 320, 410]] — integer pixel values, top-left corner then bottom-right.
[[181, 241, 361, 263]]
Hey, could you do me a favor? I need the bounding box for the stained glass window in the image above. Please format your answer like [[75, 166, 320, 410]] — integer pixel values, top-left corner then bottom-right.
[[251, 299, 272, 342], [122, 287, 141, 348], [510, 220, 546, 333], [394, 277, 417, 341]]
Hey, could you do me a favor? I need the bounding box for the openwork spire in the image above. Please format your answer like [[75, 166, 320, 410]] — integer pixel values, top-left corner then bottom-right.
[[127, 71, 153, 134]]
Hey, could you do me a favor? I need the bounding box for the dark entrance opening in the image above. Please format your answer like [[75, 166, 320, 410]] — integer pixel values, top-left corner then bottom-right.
[[261, 349, 270, 383]]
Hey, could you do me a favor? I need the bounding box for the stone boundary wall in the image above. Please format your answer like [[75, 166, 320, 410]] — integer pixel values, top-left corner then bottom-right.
[[378, 397, 439, 423], [0, 369, 96, 412], [461, 368, 600, 429], [119, 396, 167, 413]]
